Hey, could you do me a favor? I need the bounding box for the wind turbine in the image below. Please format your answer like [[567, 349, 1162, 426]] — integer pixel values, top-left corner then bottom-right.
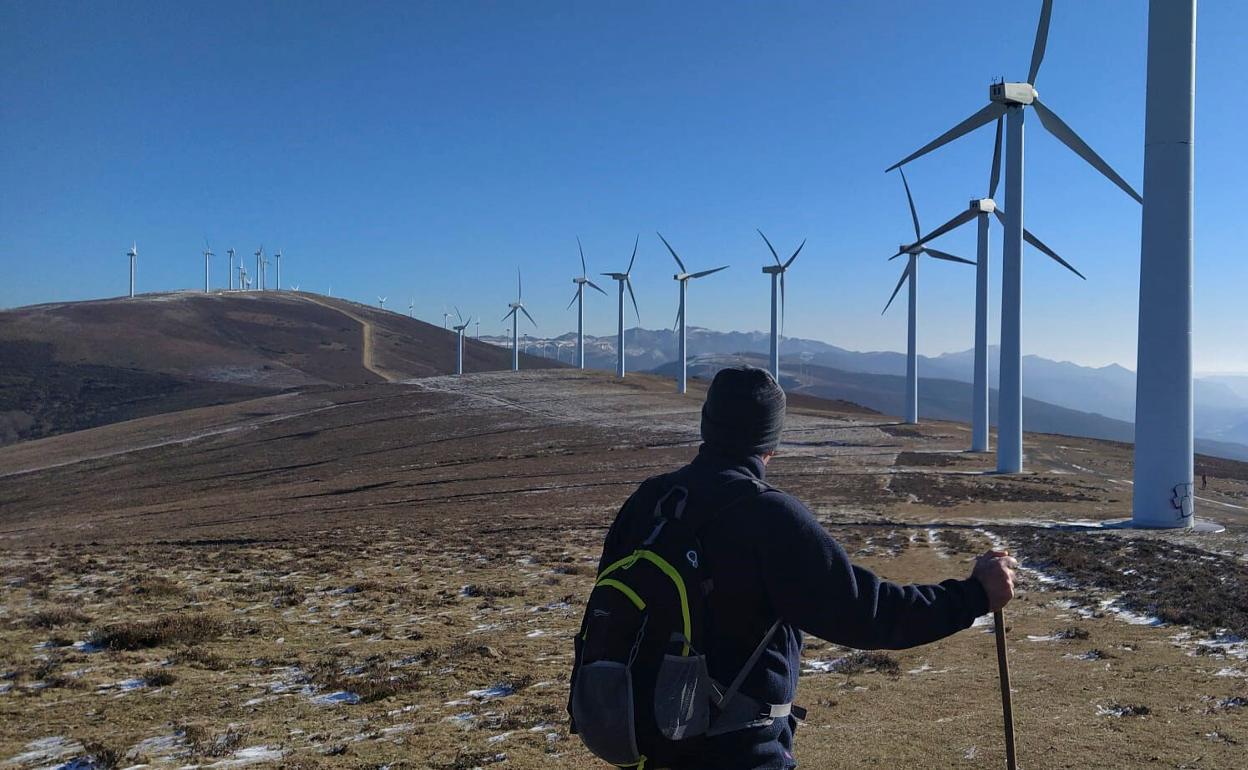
[[601, 236, 641, 378], [757, 230, 805, 383], [408, 298, 415, 318], [1133, 0, 1197, 528], [882, 170, 975, 425], [886, 0, 1141, 472], [203, 242, 214, 293], [442, 309, 452, 329], [274, 249, 282, 290], [254, 247, 264, 292], [452, 307, 473, 375], [290, 284, 300, 291], [899, 119, 1083, 451], [475, 319, 480, 340], [227, 248, 236, 291], [238, 263, 247, 292], [126, 242, 137, 298], [657, 232, 728, 395], [568, 238, 608, 370], [378, 296, 387, 310], [502, 270, 536, 372]]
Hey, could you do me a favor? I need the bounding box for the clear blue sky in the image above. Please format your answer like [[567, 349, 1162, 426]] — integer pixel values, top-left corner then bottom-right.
[[2, 1, 1244, 372]]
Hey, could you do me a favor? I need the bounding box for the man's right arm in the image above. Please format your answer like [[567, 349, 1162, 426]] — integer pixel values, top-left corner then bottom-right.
[[757, 494, 1001, 650]]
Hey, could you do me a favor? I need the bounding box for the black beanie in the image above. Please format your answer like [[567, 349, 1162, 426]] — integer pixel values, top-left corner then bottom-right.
[[700, 366, 786, 457]]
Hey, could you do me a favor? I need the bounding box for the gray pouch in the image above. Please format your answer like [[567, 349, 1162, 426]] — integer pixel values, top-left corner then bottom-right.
[[571, 661, 641, 765], [654, 653, 712, 740]]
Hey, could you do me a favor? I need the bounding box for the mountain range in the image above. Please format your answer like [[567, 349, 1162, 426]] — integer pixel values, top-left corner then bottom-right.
[[487, 327, 1248, 458]]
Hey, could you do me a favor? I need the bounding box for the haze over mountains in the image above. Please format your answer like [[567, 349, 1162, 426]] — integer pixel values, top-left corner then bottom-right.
[[488, 327, 1248, 460]]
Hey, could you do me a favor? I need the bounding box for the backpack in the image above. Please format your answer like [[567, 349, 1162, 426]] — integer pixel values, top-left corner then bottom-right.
[[569, 476, 794, 768]]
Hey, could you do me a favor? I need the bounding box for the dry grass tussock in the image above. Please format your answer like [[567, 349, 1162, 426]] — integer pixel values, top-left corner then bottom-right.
[[87, 613, 224, 651]]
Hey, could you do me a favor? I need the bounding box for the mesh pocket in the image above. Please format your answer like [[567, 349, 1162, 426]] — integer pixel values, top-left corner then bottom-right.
[[653, 653, 712, 740], [571, 661, 641, 765]]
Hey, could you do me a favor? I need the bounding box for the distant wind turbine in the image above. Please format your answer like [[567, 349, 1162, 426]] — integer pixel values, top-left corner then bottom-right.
[[290, 284, 299, 291], [657, 232, 728, 395], [475, 319, 480, 340], [502, 270, 537, 372], [409, 298, 415, 318], [899, 118, 1081, 450], [452, 307, 473, 375], [203, 242, 214, 293], [442, 309, 452, 329], [274, 249, 283, 290], [227, 248, 236, 291], [882, 169, 974, 425], [886, 0, 1140, 471], [601, 236, 641, 378], [254, 247, 264, 292], [757, 230, 805, 383], [126, 242, 137, 298], [568, 238, 608, 370], [378, 296, 387, 309]]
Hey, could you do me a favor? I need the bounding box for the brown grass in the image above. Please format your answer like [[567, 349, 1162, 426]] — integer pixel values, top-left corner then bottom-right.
[[88, 614, 224, 651]]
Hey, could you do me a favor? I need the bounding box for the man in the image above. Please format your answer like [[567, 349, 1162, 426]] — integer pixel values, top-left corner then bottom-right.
[[585, 366, 1016, 769]]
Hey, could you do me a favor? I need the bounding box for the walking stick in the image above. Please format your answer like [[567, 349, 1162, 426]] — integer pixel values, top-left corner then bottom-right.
[[993, 609, 1018, 770]]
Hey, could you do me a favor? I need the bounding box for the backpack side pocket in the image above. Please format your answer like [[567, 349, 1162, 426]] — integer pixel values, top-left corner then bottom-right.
[[571, 661, 641, 765], [653, 653, 712, 740]]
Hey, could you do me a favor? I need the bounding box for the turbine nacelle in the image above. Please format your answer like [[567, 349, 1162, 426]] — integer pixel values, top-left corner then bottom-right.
[[972, 198, 997, 213], [989, 82, 1038, 105], [899, 244, 924, 256], [673, 272, 692, 281], [761, 264, 785, 275]]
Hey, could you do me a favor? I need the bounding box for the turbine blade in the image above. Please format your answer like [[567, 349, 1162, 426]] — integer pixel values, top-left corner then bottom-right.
[[627, 234, 639, 274], [779, 270, 786, 336], [993, 209, 1088, 281], [882, 262, 912, 315], [1028, 0, 1053, 85], [586, 279, 608, 296], [656, 232, 686, 273], [577, 236, 587, 277], [989, 116, 1003, 199], [518, 268, 523, 299], [673, 303, 683, 331], [922, 247, 976, 265], [690, 266, 728, 279], [1024, 226, 1086, 280], [520, 306, 537, 327], [567, 290, 579, 310], [626, 278, 640, 322], [912, 208, 979, 251], [502, 308, 517, 322], [757, 229, 782, 266], [1032, 99, 1143, 203], [885, 102, 1008, 172], [455, 305, 464, 324], [783, 239, 805, 269], [898, 167, 922, 240]]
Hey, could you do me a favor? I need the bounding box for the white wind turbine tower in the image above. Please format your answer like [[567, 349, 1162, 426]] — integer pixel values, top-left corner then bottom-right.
[[1133, 0, 1197, 529], [238, 263, 247, 291], [227, 248, 236, 291], [126, 242, 137, 298], [899, 118, 1083, 450], [475, 319, 480, 340], [274, 250, 282, 290], [886, 0, 1141, 472], [378, 296, 387, 310], [254, 247, 264, 291], [568, 238, 608, 370], [502, 270, 537, 372], [757, 230, 805, 383], [601, 236, 641, 378], [442, 309, 452, 329], [657, 232, 728, 395], [882, 170, 975, 425], [452, 307, 473, 375], [203, 242, 214, 293], [409, 298, 415, 318]]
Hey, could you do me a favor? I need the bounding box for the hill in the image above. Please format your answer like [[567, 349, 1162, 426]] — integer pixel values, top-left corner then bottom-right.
[[0, 291, 558, 444]]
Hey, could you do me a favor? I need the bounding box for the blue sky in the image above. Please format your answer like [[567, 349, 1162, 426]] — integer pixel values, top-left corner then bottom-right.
[[2, 1, 1245, 372]]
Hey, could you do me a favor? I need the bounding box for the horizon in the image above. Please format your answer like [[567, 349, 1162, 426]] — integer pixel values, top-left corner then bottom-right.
[[3, 1, 1245, 373]]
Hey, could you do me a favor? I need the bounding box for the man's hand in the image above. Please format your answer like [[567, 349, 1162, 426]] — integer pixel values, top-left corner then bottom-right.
[[971, 550, 1018, 612]]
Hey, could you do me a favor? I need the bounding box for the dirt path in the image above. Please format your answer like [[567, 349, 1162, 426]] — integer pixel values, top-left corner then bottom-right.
[[300, 294, 399, 382]]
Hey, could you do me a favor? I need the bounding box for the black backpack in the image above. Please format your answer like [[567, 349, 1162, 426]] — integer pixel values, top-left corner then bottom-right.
[[569, 477, 788, 768]]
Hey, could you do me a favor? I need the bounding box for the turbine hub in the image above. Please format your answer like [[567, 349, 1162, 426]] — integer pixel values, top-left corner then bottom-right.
[[971, 198, 997, 213], [989, 82, 1037, 105]]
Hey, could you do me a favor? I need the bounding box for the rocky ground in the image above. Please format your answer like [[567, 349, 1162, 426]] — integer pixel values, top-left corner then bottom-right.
[[1, 370, 1245, 768]]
